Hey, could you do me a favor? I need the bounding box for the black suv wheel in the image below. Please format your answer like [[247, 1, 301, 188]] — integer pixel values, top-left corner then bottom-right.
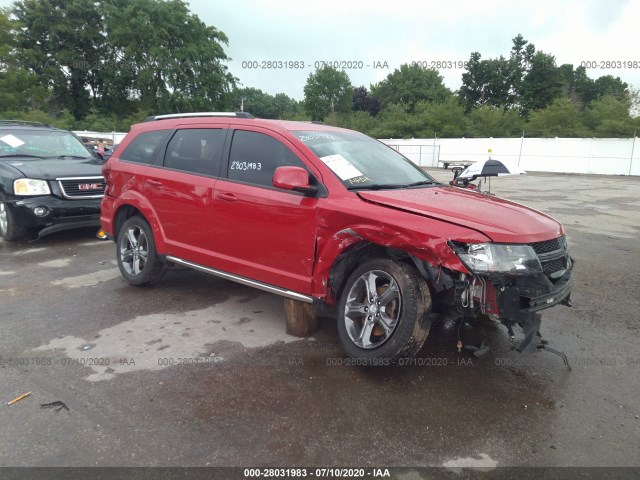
[[0, 199, 28, 241]]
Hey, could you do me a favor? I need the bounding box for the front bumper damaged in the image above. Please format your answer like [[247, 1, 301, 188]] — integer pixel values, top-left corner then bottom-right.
[[491, 265, 573, 351]]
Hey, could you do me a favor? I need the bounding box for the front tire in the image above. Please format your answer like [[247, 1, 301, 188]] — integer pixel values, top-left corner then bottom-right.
[[116, 216, 167, 286], [0, 200, 28, 242], [337, 258, 432, 364]]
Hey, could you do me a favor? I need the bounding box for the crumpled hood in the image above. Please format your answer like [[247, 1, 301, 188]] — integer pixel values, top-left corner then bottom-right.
[[2, 157, 103, 180], [357, 185, 563, 243]]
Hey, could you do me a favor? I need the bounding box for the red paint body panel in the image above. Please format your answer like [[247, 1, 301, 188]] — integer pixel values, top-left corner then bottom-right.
[[212, 179, 318, 294], [357, 186, 564, 244], [101, 116, 569, 305]]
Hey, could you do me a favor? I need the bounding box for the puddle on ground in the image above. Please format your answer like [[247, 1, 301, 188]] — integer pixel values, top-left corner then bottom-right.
[[442, 453, 498, 472], [38, 257, 73, 268], [51, 266, 120, 288], [34, 293, 303, 381]]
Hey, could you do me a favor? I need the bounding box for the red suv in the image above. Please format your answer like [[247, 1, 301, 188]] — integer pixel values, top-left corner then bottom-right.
[[101, 113, 573, 363]]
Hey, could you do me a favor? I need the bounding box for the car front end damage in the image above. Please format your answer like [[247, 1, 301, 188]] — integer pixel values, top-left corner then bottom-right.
[[418, 236, 573, 352]]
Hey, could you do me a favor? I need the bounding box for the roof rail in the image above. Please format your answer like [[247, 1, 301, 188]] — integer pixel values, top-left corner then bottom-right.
[[0, 120, 55, 128], [144, 112, 254, 122]]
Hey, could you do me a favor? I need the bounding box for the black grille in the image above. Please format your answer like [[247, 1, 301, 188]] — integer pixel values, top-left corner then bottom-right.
[[58, 178, 105, 198], [530, 237, 563, 254], [530, 236, 569, 279], [542, 257, 566, 276]]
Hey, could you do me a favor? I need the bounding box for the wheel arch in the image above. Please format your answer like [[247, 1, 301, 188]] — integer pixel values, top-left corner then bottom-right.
[[315, 225, 467, 305], [111, 193, 166, 252], [326, 241, 429, 305]]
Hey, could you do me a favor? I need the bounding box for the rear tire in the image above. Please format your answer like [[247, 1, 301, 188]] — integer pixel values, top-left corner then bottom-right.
[[116, 216, 167, 286], [0, 200, 28, 242], [337, 258, 432, 365]]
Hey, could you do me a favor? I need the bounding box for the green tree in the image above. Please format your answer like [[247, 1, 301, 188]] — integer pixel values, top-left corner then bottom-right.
[[466, 105, 524, 137], [102, 0, 235, 115], [12, 0, 107, 120], [225, 87, 276, 117], [348, 110, 378, 136], [583, 95, 635, 136], [507, 34, 535, 108], [415, 98, 466, 138], [303, 66, 353, 121], [458, 52, 511, 111], [370, 104, 420, 139], [272, 93, 301, 119], [593, 75, 628, 101], [0, 7, 51, 114], [526, 98, 589, 137], [371, 64, 451, 111], [521, 52, 564, 113]]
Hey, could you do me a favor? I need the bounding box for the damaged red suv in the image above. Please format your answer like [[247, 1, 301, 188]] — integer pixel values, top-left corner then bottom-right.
[[100, 113, 573, 363]]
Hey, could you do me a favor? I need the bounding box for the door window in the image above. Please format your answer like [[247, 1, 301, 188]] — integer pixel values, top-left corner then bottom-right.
[[227, 130, 306, 187], [120, 130, 170, 164], [164, 128, 226, 176]]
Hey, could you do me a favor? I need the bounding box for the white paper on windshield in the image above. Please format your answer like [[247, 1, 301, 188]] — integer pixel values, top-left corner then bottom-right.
[[0, 134, 25, 148], [319, 154, 363, 181]]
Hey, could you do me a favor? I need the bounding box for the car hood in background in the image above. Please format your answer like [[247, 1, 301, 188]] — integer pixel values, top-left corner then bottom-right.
[[357, 185, 563, 244], [1, 157, 104, 179]]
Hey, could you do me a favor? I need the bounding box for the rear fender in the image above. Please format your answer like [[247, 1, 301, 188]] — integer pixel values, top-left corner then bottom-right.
[[112, 190, 166, 252]]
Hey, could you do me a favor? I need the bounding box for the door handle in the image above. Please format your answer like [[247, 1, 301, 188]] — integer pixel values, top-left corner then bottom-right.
[[147, 179, 162, 187], [217, 192, 238, 202]]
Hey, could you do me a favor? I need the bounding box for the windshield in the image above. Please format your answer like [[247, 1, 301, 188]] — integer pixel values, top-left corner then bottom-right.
[[293, 130, 437, 190], [0, 129, 92, 159]]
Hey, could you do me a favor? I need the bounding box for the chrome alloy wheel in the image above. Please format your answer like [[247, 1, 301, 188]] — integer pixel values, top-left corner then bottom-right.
[[343, 270, 402, 349], [0, 202, 7, 235], [119, 224, 149, 276]]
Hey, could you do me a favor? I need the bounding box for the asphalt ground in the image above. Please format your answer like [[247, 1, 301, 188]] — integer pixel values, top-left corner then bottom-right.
[[0, 170, 639, 475]]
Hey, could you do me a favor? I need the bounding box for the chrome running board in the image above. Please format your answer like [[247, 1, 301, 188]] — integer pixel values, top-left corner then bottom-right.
[[165, 255, 314, 304]]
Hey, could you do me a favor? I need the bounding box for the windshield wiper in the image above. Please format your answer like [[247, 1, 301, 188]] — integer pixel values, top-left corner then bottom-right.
[[347, 180, 438, 191], [401, 180, 438, 187], [347, 183, 404, 191], [0, 154, 45, 159], [50, 155, 92, 159]]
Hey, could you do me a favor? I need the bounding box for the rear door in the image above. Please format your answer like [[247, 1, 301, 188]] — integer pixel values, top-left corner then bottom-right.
[[212, 126, 320, 294], [143, 126, 227, 264]]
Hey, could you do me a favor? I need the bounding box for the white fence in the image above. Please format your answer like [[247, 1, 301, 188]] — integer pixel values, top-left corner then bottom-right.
[[74, 131, 640, 176], [379, 137, 640, 176]]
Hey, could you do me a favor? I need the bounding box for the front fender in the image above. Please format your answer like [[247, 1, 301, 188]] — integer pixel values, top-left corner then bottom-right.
[[311, 224, 474, 301]]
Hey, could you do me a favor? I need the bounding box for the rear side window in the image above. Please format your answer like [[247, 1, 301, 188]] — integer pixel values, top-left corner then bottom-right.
[[164, 128, 225, 176], [227, 130, 305, 187], [119, 130, 170, 164]]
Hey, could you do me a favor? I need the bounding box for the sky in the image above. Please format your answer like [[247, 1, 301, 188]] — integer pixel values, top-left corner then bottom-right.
[[189, 0, 640, 101], [2, 0, 639, 101]]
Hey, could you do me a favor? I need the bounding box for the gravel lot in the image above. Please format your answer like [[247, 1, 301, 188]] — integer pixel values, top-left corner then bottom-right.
[[1, 170, 639, 474]]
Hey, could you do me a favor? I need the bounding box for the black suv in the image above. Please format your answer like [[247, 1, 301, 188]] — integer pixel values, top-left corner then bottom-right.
[[0, 121, 105, 241]]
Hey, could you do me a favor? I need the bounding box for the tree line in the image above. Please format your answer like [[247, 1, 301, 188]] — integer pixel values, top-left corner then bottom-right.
[[0, 1, 638, 138]]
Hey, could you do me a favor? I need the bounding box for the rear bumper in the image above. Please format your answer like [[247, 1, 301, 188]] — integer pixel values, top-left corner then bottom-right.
[[5, 195, 101, 236]]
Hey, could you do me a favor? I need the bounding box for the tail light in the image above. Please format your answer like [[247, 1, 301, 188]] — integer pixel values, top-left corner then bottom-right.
[[101, 161, 112, 194]]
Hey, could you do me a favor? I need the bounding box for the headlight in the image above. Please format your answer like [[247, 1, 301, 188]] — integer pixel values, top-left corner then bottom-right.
[[13, 179, 51, 196], [452, 242, 542, 275]]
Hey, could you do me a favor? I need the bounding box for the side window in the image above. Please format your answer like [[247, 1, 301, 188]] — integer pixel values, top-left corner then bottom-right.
[[119, 130, 170, 164], [227, 130, 306, 187], [164, 128, 225, 176]]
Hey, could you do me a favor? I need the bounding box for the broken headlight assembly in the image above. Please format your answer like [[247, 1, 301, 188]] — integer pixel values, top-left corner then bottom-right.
[[450, 242, 543, 275]]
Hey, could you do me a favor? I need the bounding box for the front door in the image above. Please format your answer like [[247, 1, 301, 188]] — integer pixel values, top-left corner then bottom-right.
[[212, 127, 319, 294]]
